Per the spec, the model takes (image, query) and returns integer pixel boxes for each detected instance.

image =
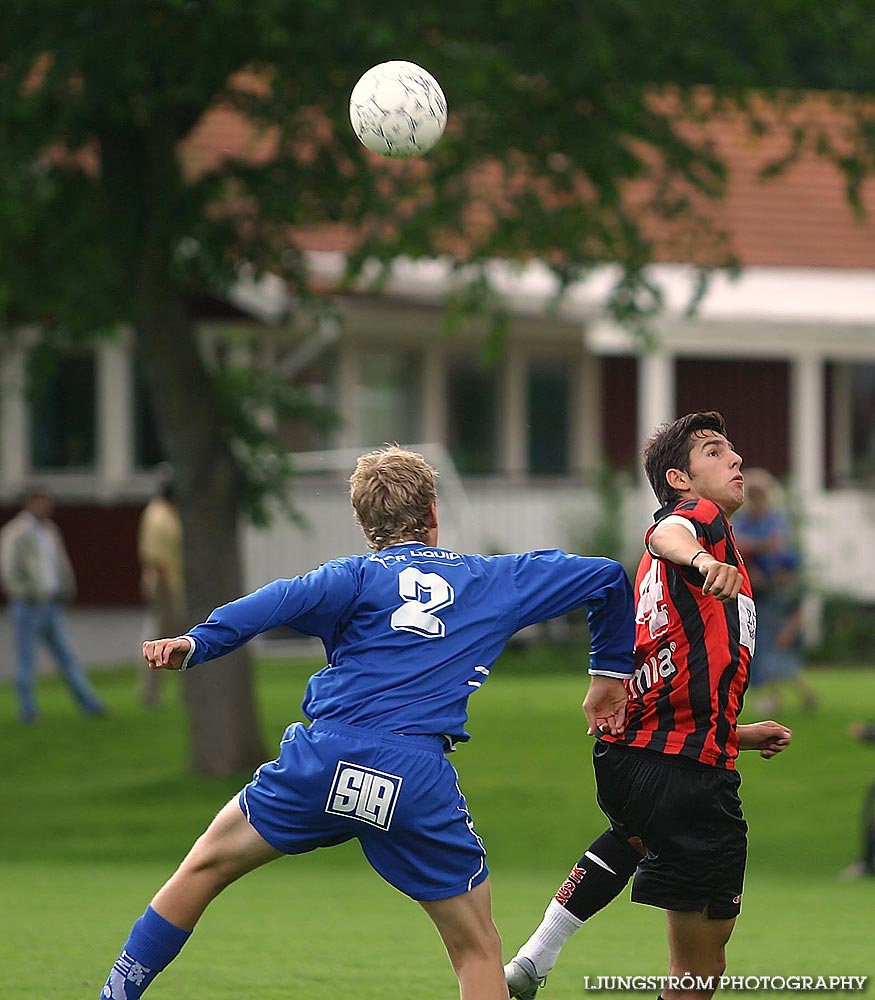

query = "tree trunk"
[136,257,267,776]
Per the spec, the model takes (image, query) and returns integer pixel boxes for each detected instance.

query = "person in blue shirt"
[732,469,817,714]
[99,445,634,1000]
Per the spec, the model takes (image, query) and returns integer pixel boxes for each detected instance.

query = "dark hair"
[643,411,728,506]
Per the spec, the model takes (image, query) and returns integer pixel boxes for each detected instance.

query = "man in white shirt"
[0,487,106,723]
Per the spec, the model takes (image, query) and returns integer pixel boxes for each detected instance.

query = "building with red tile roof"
[2,93,874,604]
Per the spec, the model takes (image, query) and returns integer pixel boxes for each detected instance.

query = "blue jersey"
[184,544,634,743]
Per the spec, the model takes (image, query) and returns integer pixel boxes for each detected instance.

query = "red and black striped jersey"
[602,497,754,769]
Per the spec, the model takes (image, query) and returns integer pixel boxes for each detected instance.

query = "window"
[274,347,339,454]
[132,359,165,469]
[30,354,96,469]
[357,349,421,447]
[447,357,499,475]
[527,358,570,475]
[850,363,875,482]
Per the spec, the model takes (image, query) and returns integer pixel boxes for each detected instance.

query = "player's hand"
[142,636,191,671]
[696,555,744,603]
[738,720,793,758]
[583,675,629,737]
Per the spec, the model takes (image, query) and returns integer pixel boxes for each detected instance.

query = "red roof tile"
[683,94,875,268]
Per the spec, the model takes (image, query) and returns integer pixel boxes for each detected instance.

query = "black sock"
[557,829,641,923]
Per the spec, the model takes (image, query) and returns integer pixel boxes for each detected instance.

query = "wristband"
[689,550,709,569]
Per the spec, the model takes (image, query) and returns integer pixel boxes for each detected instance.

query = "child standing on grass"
[98,445,635,1000]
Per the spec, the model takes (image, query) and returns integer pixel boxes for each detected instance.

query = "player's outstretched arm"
[583,675,628,737]
[649,522,743,603]
[143,636,193,671]
[738,720,793,758]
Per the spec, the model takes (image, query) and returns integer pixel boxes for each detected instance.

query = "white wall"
[244,477,875,602]
[803,490,875,600]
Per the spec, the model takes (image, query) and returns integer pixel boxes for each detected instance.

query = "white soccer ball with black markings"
[349,61,447,158]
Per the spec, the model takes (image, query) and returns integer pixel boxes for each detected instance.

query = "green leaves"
[212,345,339,526]
[1,0,874,514]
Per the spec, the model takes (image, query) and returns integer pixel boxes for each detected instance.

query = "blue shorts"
[239,719,489,901]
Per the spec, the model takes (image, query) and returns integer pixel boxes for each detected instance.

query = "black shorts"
[593,741,748,919]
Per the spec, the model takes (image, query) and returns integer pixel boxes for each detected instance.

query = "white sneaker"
[840,860,875,880]
[505,956,546,999]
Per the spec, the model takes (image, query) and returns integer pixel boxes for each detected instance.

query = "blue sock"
[100,906,191,999]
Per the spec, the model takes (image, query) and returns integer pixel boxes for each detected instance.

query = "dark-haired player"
[506,412,793,1000]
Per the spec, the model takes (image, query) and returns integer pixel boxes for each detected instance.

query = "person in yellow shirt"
[137,480,184,707]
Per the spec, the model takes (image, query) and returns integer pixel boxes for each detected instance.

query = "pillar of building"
[789,353,824,496]
[572,349,602,476]
[0,340,28,491]
[637,349,675,483]
[421,340,447,446]
[501,344,527,477]
[336,340,360,450]
[96,338,134,492]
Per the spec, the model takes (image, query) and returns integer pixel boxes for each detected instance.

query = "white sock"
[513,899,584,977]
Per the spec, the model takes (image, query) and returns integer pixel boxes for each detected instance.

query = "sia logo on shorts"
[325,761,403,830]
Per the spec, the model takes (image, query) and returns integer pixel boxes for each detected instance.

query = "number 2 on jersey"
[390,566,455,638]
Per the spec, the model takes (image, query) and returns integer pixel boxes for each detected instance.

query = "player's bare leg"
[99,798,281,998]
[664,909,736,1000]
[150,796,283,929]
[419,878,509,1000]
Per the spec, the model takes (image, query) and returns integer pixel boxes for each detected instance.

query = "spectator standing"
[0,487,106,723]
[732,469,817,714]
[137,479,185,707]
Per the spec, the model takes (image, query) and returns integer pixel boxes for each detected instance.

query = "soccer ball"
[349,61,447,159]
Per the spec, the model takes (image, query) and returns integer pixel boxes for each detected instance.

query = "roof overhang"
[306,250,875,360]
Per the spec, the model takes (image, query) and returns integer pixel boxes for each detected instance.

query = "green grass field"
[1,652,872,998]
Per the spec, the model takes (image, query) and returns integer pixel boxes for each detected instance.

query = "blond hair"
[742,467,784,508]
[349,445,438,551]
